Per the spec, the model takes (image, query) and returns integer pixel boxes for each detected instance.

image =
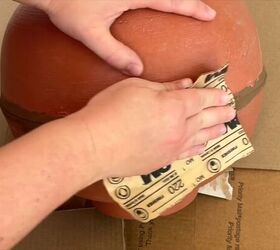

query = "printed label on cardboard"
[103,65,254,222]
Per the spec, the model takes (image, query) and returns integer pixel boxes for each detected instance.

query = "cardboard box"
[15,209,125,250]
[125,169,280,250]
[1,0,280,249]
[0,0,17,146]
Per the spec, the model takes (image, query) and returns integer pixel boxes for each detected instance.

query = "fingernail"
[220,125,227,135]
[180,79,193,88]
[221,93,231,105]
[123,63,142,76]
[206,5,216,18]
[228,108,236,120]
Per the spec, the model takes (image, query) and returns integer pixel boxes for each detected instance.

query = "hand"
[69,78,235,179]
[32,0,216,75]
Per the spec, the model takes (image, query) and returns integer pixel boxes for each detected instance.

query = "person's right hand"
[68,77,235,181]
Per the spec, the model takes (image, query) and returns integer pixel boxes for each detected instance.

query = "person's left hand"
[32,0,216,76]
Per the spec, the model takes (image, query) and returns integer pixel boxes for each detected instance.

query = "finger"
[172,88,231,117]
[81,26,143,76]
[142,78,193,91]
[130,0,216,21]
[185,124,227,147]
[186,106,236,132]
[164,78,193,90]
[162,78,193,91]
[177,144,206,160]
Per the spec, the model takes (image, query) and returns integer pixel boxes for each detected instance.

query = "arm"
[0,118,97,249]
[0,78,234,249]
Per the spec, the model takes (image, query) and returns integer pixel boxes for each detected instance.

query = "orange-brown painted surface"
[0,0,263,219]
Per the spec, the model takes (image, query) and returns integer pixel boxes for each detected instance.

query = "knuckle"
[163,116,184,142]
[157,96,187,146]
[167,132,185,150]
[187,136,197,148]
[170,0,196,13]
[170,0,183,11]
[189,89,205,110]
[163,113,180,132]
[207,128,218,140]
[216,106,233,123]
[201,88,221,104]
[160,94,185,117]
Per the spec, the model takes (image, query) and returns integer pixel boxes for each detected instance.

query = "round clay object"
[0,0,263,219]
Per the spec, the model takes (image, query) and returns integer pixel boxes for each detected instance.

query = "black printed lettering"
[141,165,171,185]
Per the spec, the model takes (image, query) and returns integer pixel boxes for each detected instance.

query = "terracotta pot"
[0,0,263,219]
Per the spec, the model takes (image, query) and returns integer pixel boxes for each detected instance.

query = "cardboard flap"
[124,169,280,250]
[15,209,125,250]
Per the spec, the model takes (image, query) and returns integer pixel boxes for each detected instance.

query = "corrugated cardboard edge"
[15,208,126,250]
[122,219,127,250]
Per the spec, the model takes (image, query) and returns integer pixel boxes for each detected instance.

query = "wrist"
[63,112,105,182]
[45,115,103,190]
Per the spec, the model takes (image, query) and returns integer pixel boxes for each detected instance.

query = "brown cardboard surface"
[125,169,280,250]
[234,0,280,170]
[0,1,17,46]
[14,209,125,250]
[0,0,17,146]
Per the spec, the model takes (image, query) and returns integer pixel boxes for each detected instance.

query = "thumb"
[130,0,216,21]
[81,26,143,76]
